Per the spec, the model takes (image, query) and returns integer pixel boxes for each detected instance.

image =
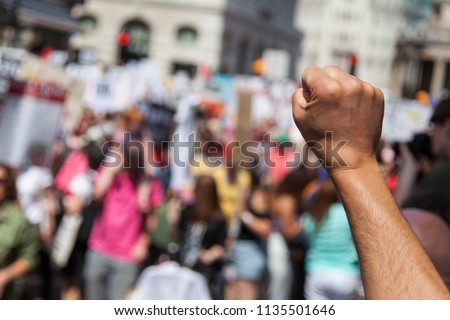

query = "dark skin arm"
[292,65,450,299]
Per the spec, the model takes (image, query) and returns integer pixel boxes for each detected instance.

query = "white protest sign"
[382,99,432,142]
[262,49,290,80]
[0,80,67,167]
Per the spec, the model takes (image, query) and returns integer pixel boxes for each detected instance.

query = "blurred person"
[53,109,97,196]
[403,208,450,290]
[266,189,293,300]
[225,178,272,300]
[17,145,58,244]
[267,135,297,186]
[51,109,96,176]
[115,108,146,142]
[121,108,159,200]
[127,259,211,300]
[170,94,201,192]
[190,122,223,178]
[400,98,450,225]
[271,165,315,299]
[292,65,449,299]
[137,95,176,175]
[211,146,252,225]
[16,145,58,299]
[174,175,227,299]
[66,109,96,151]
[51,141,104,300]
[0,163,39,299]
[84,144,163,300]
[115,108,154,177]
[377,140,398,194]
[250,120,271,179]
[298,177,361,300]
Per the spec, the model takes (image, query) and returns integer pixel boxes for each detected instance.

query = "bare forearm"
[206,245,224,262]
[93,168,117,200]
[242,213,271,239]
[331,160,449,299]
[4,259,32,280]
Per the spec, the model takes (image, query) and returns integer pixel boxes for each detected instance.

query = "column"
[431,59,446,99]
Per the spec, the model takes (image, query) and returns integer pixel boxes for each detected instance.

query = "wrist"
[330,158,391,202]
[328,157,380,180]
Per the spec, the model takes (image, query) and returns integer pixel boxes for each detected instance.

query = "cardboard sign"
[235,91,252,144]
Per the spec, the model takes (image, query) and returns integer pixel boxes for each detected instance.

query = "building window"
[119,20,150,63]
[222,32,233,56]
[418,60,434,92]
[79,16,97,33]
[177,27,198,44]
[237,37,249,74]
[255,42,265,59]
[172,62,197,78]
[443,63,450,90]
[433,2,441,18]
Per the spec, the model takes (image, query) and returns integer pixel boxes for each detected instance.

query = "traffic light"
[348,52,358,76]
[117,32,130,47]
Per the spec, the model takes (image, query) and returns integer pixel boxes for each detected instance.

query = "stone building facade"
[296,0,405,89]
[70,0,301,78]
[393,0,450,99]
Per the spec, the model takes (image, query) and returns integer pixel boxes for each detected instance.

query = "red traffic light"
[117,32,131,47]
[348,53,358,66]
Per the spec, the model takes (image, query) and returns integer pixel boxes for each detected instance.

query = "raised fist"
[292,66,384,171]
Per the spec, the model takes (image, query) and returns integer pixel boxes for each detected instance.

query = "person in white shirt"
[128,260,211,300]
[17,145,57,248]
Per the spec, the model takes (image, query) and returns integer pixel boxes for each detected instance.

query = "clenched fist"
[292,66,384,171]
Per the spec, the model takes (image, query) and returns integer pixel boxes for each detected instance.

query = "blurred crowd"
[0,86,449,300]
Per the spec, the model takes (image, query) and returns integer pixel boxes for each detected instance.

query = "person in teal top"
[299,176,361,300]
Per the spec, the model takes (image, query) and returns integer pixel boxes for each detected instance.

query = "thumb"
[301,80,312,103]
[292,87,309,111]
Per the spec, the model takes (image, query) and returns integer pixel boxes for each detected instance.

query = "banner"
[0,80,66,167]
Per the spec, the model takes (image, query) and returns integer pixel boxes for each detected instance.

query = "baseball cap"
[430,98,450,123]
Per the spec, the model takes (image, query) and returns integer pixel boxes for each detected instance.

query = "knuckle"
[324,80,342,97]
[323,65,340,73]
[303,65,316,76]
[302,66,312,81]
[346,78,364,94]
[362,83,377,99]
[374,87,385,103]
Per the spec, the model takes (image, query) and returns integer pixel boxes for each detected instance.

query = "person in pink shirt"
[267,135,297,186]
[84,145,163,300]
